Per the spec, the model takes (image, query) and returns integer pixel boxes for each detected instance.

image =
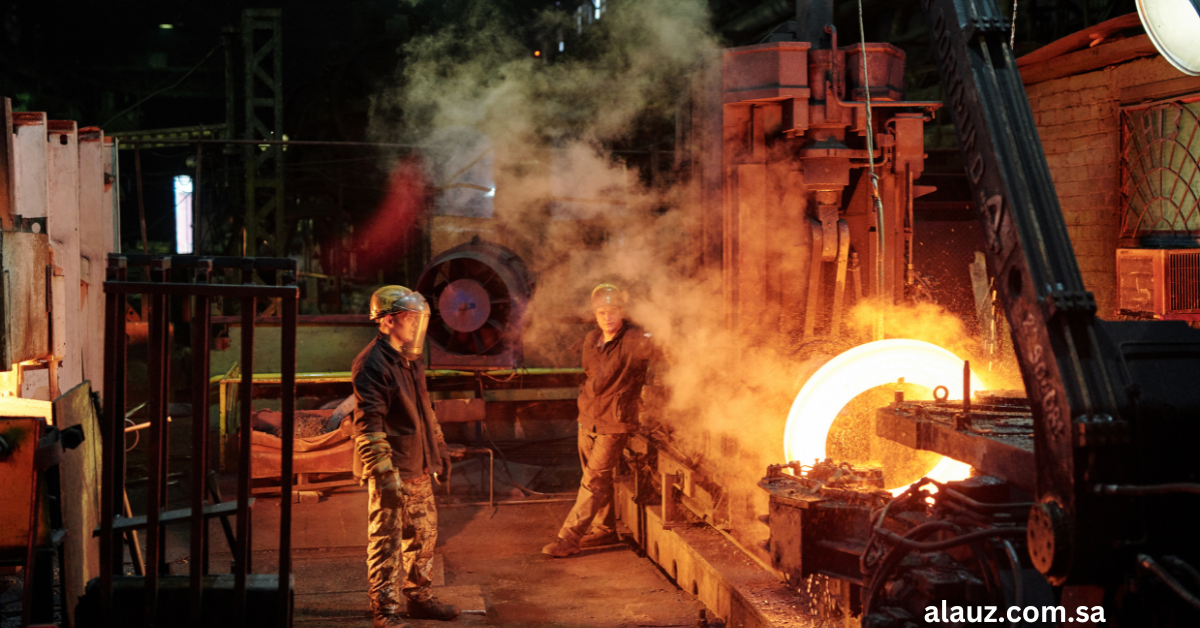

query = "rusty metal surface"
[250,437,352,480]
[96,254,298,628]
[53,381,103,626]
[0,416,48,555]
[875,398,1035,492]
[1,231,50,366]
[1115,248,1200,320]
[698,19,941,346]
[433,397,486,423]
[1,98,14,231]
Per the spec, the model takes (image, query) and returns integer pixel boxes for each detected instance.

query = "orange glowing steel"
[783,339,987,491]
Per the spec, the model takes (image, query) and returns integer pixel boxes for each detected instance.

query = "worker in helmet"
[543,283,660,558]
[353,285,458,627]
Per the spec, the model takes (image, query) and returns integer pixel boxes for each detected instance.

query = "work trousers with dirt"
[367,472,437,615]
[557,429,630,544]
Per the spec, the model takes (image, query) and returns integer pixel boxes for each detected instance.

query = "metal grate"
[1121,101,1200,237]
[1170,250,1200,311]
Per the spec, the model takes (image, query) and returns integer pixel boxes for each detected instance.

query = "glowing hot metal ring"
[783,339,988,490]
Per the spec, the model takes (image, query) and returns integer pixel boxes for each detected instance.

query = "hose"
[863,521,961,618]
[1001,539,1023,628]
[481,421,552,496]
[1096,483,1200,497]
[874,526,1027,552]
[1139,554,1200,612]
[1163,555,1200,591]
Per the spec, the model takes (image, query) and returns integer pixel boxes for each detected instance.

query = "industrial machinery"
[0,414,85,626]
[764,0,1200,623]
[618,0,1200,626]
[416,237,534,370]
[681,2,939,344]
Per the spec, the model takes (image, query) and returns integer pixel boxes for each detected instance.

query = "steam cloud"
[368,0,1015,553]
[369,0,801,539]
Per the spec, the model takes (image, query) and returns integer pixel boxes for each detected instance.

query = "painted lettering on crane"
[927,4,1006,254]
[1021,312,1066,438]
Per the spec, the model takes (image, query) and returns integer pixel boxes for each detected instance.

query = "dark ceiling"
[0,0,1140,260]
[1,0,1139,134]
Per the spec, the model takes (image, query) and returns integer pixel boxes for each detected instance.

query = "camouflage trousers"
[366,472,437,615]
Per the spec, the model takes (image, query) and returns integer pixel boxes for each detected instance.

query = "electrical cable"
[1000,539,1024,628]
[874,526,1027,552]
[1096,483,1200,496]
[863,520,961,618]
[1163,555,1200,592]
[480,421,552,496]
[1010,0,1019,48]
[1139,554,1200,612]
[938,483,1035,512]
[856,0,886,339]
[125,418,140,452]
[102,43,222,128]
[481,367,522,383]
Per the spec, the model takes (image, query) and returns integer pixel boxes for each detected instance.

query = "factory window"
[1120,99,1200,239]
[174,175,194,254]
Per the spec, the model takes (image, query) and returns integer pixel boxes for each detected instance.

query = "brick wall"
[1026,68,1121,317]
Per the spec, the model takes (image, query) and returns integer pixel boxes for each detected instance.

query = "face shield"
[394,292,431,361]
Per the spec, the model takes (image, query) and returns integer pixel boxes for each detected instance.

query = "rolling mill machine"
[614,0,1200,626]
[682,0,939,343]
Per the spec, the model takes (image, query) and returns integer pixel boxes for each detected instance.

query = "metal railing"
[98,254,299,628]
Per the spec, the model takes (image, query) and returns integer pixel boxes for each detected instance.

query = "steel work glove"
[356,432,406,508]
[355,432,395,478]
[437,441,454,484]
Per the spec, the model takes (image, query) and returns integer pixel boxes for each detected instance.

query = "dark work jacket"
[351,333,446,480]
[577,322,658,434]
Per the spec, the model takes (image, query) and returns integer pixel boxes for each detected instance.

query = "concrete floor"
[211,489,708,628]
[0,489,709,628]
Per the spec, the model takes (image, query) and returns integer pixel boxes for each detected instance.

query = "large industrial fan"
[416,237,534,369]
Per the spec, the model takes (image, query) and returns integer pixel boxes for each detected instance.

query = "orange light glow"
[892,458,974,496]
[783,339,985,492]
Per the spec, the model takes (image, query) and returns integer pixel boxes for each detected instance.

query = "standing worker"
[353,285,459,628]
[543,283,660,558]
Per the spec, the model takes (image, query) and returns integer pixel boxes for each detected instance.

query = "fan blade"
[479,272,502,290]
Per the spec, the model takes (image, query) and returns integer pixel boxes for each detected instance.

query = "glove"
[356,433,406,508]
[438,441,453,484]
[355,432,395,478]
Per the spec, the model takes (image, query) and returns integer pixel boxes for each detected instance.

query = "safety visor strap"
[383,304,427,318]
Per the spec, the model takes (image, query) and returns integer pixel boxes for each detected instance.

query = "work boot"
[541,536,581,558]
[373,613,412,628]
[407,596,460,621]
[580,529,619,548]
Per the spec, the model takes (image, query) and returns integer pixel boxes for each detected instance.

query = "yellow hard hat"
[369,285,413,321]
[591,283,627,309]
